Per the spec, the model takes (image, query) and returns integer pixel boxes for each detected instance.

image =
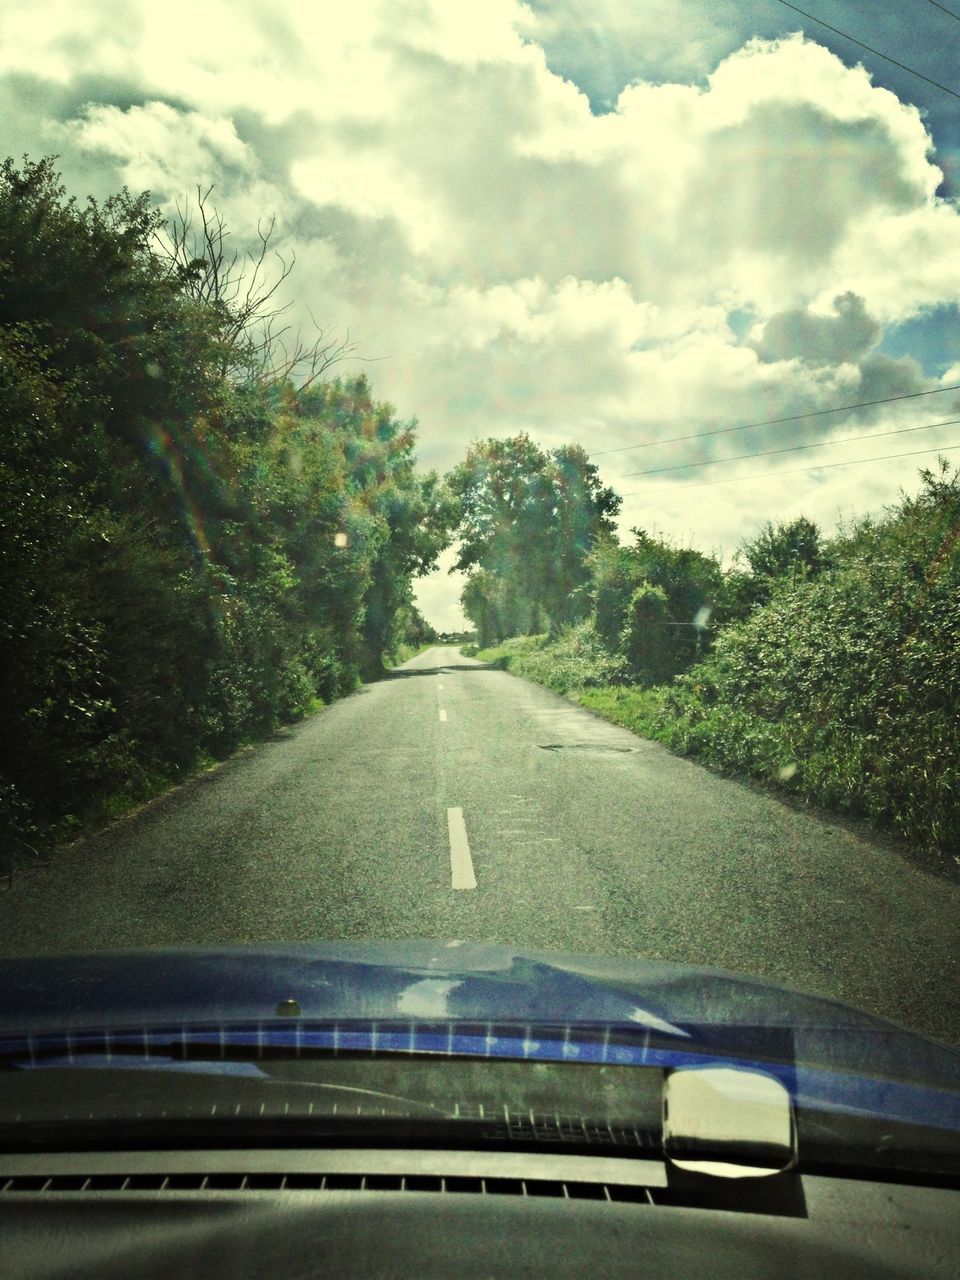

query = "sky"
[2,0,960,629]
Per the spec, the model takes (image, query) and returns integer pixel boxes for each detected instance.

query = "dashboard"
[2,1143,957,1278]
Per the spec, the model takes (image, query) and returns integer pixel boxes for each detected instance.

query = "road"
[1,646,957,1045]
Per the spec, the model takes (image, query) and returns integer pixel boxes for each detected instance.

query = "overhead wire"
[616,416,960,479]
[618,441,960,499]
[927,1,960,22]
[773,0,960,100]
[590,8,960,469]
[592,384,960,457]
[604,5,960,498]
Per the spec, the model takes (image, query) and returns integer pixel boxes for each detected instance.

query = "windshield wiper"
[0,1017,788,1075]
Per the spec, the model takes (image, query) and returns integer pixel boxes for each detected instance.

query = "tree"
[588,527,722,677]
[739,516,825,585]
[0,158,451,851]
[297,374,453,674]
[156,184,356,388]
[0,156,225,830]
[448,435,620,640]
[460,570,510,649]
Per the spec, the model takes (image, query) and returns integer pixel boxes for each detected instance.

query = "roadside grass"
[383,641,437,668]
[465,627,625,693]
[570,684,668,738]
[39,750,225,857]
[465,633,549,664]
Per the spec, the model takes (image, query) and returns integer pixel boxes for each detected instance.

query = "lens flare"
[142,421,213,558]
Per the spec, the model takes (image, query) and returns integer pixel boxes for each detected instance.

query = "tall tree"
[739,516,824,582]
[448,435,620,639]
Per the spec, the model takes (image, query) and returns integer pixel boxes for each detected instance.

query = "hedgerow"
[647,464,960,850]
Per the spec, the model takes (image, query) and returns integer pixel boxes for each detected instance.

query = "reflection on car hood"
[0,938,906,1028]
[0,940,956,1081]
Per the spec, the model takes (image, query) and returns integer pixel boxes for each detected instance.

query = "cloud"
[753,292,881,367]
[61,102,255,193]
[4,2,960,624]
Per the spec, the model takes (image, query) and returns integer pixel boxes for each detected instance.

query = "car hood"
[1,941,958,1147]
[0,939,955,1075]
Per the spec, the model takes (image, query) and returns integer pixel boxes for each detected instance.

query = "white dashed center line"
[439,709,448,722]
[447,807,477,890]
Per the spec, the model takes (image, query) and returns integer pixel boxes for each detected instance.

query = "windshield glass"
[0,0,958,1166]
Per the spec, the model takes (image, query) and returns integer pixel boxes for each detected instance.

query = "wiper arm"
[0,1017,774,1074]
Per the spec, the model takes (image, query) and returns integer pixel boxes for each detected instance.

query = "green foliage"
[471,633,549,663]
[0,158,450,848]
[734,516,826,609]
[448,434,620,641]
[588,528,721,680]
[644,463,960,852]
[619,582,677,685]
[476,622,626,694]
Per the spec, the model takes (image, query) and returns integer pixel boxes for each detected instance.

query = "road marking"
[447,807,477,890]
[439,709,448,722]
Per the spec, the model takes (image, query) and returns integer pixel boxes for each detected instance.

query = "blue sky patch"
[877,306,960,378]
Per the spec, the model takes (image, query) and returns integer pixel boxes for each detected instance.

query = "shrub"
[500,622,627,694]
[646,464,960,852]
[619,582,676,685]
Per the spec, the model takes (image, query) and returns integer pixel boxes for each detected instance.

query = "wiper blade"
[0,1018,742,1073]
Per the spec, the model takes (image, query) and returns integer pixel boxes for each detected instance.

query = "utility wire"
[617,416,960,479]
[928,1,960,23]
[619,441,960,499]
[773,1,960,100]
[592,383,960,457]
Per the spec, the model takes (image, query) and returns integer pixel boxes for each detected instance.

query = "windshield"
[0,0,958,1167]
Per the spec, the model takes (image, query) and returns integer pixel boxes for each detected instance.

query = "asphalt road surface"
[1,646,957,1045]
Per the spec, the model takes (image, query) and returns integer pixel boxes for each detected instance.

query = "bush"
[619,582,676,685]
[645,464,960,852]
[490,622,627,694]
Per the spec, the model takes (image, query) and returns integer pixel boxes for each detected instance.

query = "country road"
[1,646,957,1046]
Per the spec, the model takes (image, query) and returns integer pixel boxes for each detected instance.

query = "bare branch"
[155,184,359,389]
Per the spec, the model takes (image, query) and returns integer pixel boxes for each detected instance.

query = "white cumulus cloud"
[3,1,960,625]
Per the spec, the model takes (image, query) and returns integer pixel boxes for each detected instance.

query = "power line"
[619,441,960,499]
[592,383,960,457]
[617,416,960,479]
[774,1,960,101]
[928,1,960,23]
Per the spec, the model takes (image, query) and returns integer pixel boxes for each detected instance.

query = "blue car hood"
[1,941,959,1143]
[0,940,956,1082]
[0,938,916,1030]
